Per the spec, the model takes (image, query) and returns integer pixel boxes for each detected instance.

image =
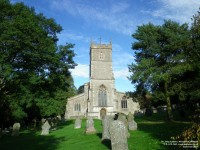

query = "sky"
[11,0,200,92]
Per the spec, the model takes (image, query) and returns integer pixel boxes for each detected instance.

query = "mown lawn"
[0,114,192,150]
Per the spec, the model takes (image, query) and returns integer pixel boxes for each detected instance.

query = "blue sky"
[12,0,200,92]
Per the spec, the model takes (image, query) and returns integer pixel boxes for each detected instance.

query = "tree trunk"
[164,81,173,121]
[166,96,173,121]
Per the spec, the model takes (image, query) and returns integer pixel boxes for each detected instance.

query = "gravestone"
[117,113,128,127]
[3,128,9,133]
[85,117,96,134]
[118,113,130,137]
[102,115,113,141]
[74,118,82,129]
[41,118,46,124]
[57,115,61,120]
[152,107,158,113]
[128,120,137,131]
[127,112,133,122]
[12,123,20,136]
[109,120,129,150]
[41,121,51,135]
[127,112,137,131]
[50,118,57,130]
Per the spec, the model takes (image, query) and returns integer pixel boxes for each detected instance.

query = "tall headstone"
[127,112,137,131]
[102,115,113,141]
[74,118,82,129]
[85,117,96,134]
[118,113,128,127]
[12,123,20,136]
[109,120,129,150]
[118,113,130,137]
[41,121,51,135]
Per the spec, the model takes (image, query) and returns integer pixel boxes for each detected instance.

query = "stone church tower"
[88,42,115,117]
[65,41,140,119]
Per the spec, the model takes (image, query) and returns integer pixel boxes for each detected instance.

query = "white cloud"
[51,0,136,35]
[112,43,123,52]
[70,64,89,78]
[149,0,200,24]
[111,2,129,14]
[58,32,90,44]
[113,68,130,79]
[113,52,134,68]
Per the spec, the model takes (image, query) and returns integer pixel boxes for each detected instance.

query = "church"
[65,41,140,119]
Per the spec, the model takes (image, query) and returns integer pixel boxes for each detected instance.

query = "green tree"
[0,0,76,125]
[187,9,200,103]
[129,20,191,121]
[77,85,84,94]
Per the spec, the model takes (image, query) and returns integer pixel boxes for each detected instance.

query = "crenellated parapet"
[90,41,112,49]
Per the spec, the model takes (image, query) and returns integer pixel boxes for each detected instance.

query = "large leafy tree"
[129,20,191,121]
[0,0,76,125]
[187,10,200,103]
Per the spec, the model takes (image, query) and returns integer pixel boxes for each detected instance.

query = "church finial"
[90,38,94,46]
[99,37,101,45]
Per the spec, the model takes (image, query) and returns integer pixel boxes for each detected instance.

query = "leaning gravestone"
[85,117,96,134]
[74,118,82,129]
[109,120,129,150]
[41,121,51,135]
[12,123,20,136]
[102,115,113,141]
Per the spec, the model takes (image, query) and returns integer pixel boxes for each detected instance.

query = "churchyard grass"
[0,113,192,150]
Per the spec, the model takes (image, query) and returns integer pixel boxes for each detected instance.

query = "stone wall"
[66,93,87,119]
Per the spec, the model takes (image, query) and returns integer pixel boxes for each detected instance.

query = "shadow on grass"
[0,130,67,150]
[0,120,74,150]
[56,120,74,130]
[137,121,191,150]
[96,133,111,150]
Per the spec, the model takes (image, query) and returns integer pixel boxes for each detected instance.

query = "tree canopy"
[0,0,77,126]
[129,11,200,120]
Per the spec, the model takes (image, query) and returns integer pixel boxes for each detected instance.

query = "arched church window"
[98,85,107,106]
[121,96,127,109]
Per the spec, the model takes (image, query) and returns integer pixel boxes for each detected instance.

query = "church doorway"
[100,108,106,119]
